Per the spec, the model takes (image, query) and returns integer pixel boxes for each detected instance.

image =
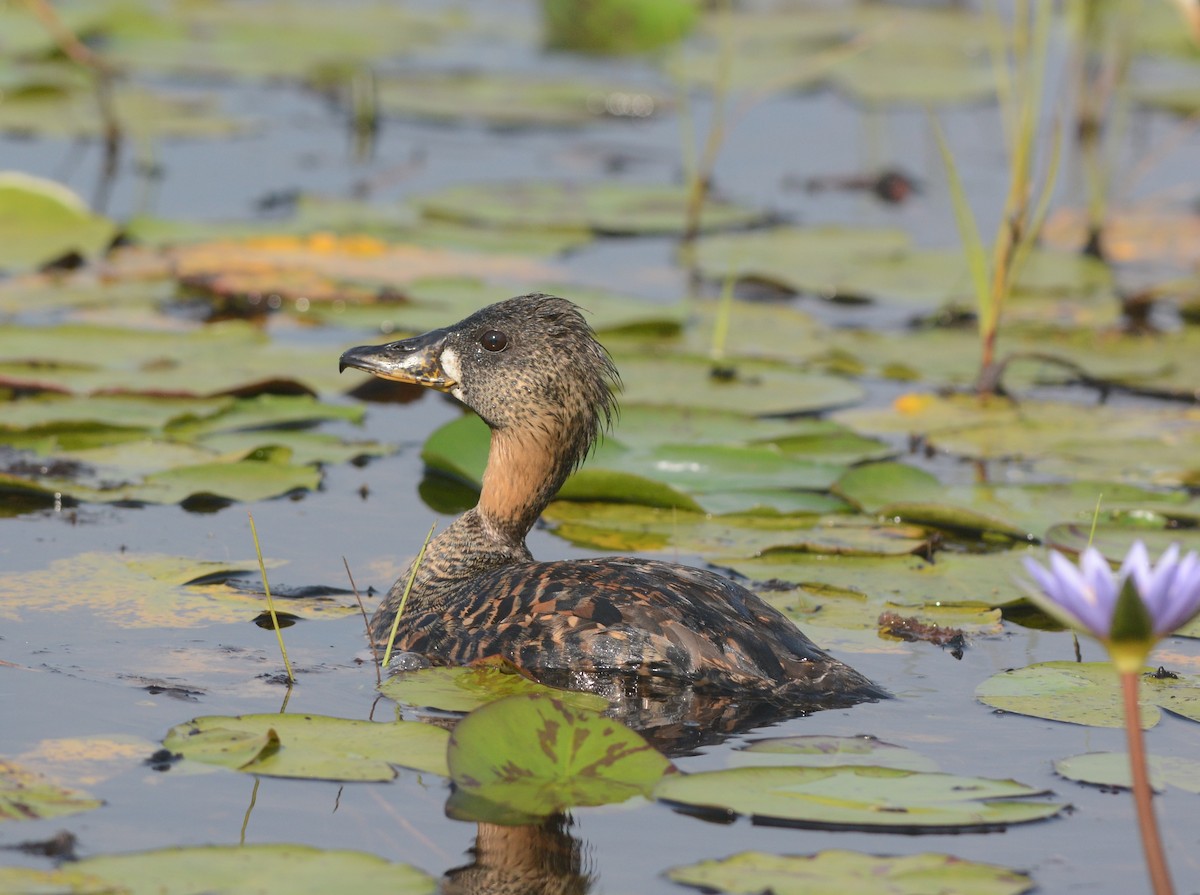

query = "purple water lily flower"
[1023,541,1200,649]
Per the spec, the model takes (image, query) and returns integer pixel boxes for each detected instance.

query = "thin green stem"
[248,512,295,684]
[1120,671,1174,895]
[381,521,437,669]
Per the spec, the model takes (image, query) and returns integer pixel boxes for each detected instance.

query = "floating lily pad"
[667,850,1034,895]
[74,844,436,895]
[163,713,449,780]
[421,413,852,513]
[105,3,455,81]
[0,866,119,895]
[336,277,685,338]
[835,460,1188,541]
[543,0,696,53]
[0,87,252,141]
[730,735,939,772]
[0,320,348,397]
[544,502,931,558]
[0,758,103,822]
[654,765,1063,832]
[976,662,1200,728]
[1054,751,1200,794]
[446,694,670,821]
[618,356,865,416]
[376,73,666,126]
[380,662,609,714]
[0,172,116,271]
[1044,516,1200,566]
[0,552,357,628]
[418,181,768,235]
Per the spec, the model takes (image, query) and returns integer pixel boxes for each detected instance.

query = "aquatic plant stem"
[1121,670,1174,895]
[381,521,437,669]
[248,512,295,684]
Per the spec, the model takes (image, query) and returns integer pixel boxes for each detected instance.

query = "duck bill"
[339,329,457,392]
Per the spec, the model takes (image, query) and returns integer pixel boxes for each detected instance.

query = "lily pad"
[0,758,102,822]
[544,502,931,558]
[418,181,768,235]
[376,72,666,126]
[667,850,1034,895]
[730,735,939,772]
[380,662,609,714]
[163,713,450,780]
[1054,752,1200,794]
[335,276,685,338]
[421,413,851,513]
[0,552,357,628]
[446,694,671,821]
[976,662,1200,728]
[724,551,1035,610]
[653,765,1063,832]
[617,357,865,416]
[74,844,436,895]
[1044,516,1200,565]
[0,172,116,271]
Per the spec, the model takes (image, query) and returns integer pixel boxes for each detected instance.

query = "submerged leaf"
[380,663,609,714]
[0,552,357,628]
[0,758,102,822]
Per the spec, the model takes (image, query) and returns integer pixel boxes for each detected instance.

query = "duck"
[339,293,884,704]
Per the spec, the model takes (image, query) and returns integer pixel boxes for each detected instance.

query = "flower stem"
[1121,671,1174,895]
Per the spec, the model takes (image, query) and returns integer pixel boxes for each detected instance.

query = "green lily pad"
[376,73,666,126]
[544,502,931,558]
[0,321,346,398]
[1044,516,1200,565]
[0,866,120,894]
[543,0,696,53]
[0,394,233,436]
[0,551,356,628]
[380,663,609,714]
[163,713,449,780]
[336,277,685,338]
[0,172,116,270]
[653,765,1063,832]
[446,694,671,821]
[693,546,1039,609]
[418,181,768,235]
[0,87,252,141]
[730,735,939,772]
[618,356,864,416]
[835,461,1186,541]
[105,3,454,81]
[421,413,851,513]
[1054,752,1200,794]
[74,844,436,895]
[667,850,1034,895]
[0,758,102,822]
[976,662,1200,728]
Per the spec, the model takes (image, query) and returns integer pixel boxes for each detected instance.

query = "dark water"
[4,7,1200,893]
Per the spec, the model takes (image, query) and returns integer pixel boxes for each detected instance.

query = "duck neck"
[477,421,578,544]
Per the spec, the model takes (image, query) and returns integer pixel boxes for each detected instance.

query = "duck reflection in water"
[443,815,591,895]
[340,294,885,715]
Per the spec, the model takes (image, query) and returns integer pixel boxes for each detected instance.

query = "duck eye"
[481,330,508,352]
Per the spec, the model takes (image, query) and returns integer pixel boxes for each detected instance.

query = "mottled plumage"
[340,294,884,706]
